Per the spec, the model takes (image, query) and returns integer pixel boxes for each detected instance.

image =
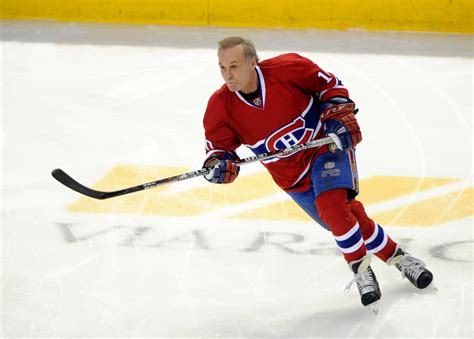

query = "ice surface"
[1,20,473,338]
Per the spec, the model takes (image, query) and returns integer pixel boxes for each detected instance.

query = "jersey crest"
[248,97,321,162]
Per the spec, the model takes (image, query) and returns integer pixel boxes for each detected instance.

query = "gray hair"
[218,37,259,63]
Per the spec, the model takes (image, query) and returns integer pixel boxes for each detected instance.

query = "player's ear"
[252,56,257,67]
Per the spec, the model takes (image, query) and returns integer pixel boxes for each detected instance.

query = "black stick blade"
[51,168,109,200]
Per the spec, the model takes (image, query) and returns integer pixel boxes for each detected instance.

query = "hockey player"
[202,37,433,309]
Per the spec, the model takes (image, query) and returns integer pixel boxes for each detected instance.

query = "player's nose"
[222,70,232,80]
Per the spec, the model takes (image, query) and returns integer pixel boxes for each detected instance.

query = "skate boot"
[346,256,381,308]
[388,247,433,289]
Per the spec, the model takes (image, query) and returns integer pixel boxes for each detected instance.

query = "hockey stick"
[52,134,341,200]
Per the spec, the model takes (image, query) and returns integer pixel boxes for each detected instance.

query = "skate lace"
[345,270,376,294]
[397,255,426,280]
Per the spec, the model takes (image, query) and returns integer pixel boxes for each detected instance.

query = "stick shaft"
[52,135,337,199]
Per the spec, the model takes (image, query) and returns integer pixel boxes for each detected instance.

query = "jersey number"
[318,71,332,83]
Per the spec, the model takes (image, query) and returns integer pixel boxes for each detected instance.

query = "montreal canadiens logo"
[252,97,262,106]
[265,116,314,153]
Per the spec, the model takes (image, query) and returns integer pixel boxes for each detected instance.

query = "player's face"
[218,45,257,93]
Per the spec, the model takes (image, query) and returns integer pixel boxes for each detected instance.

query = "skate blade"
[428,283,439,292]
[366,301,380,315]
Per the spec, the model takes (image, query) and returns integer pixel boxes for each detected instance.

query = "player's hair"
[218,37,259,63]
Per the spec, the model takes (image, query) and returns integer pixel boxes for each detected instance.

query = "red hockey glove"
[320,97,362,151]
[203,151,240,184]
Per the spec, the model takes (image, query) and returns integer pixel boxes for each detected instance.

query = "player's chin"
[226,83,238,92]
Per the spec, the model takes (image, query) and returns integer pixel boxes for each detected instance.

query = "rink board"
[1,0,472,33]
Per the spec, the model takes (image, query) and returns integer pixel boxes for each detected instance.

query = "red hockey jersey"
[203,53,349,191]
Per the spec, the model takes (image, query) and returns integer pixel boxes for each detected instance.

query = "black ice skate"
[388,247,433,289]
[346,256,381,311]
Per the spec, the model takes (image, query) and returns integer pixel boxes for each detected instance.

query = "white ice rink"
[1,20,473,338]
